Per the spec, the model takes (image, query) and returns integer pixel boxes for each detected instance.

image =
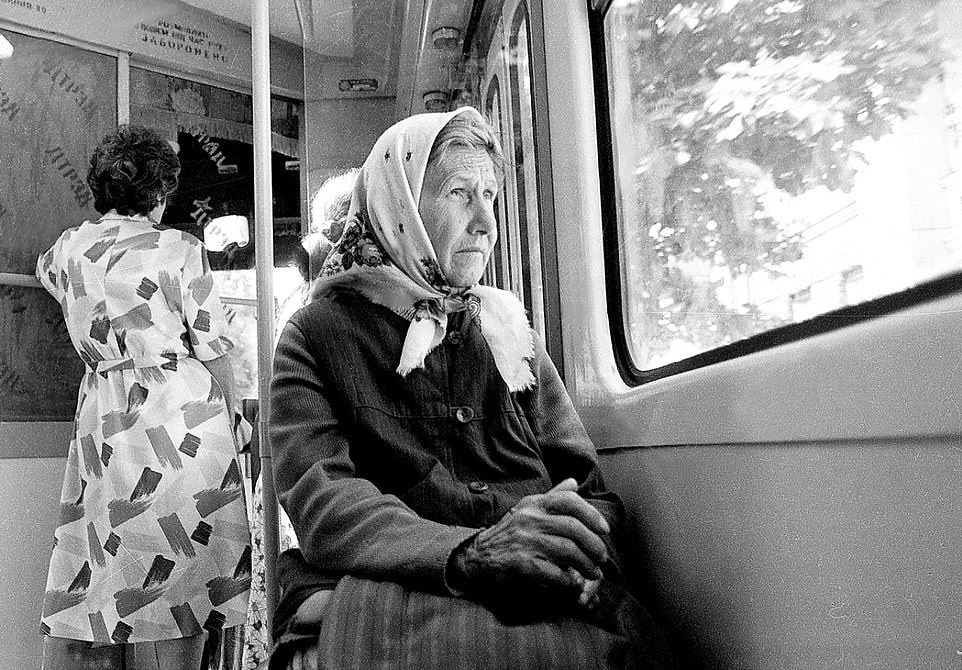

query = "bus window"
[477,0,550,343]
[601,0,962,372]
[507,2,547,342]
[0,28,116,420]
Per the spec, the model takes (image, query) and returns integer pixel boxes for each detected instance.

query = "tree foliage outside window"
[606,0,952,367]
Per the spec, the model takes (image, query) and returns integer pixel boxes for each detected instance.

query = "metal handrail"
[0,273,260,310]
[251,0,279,642]
[0,272,42,288]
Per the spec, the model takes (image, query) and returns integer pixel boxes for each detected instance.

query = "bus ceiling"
[175,0,480,120]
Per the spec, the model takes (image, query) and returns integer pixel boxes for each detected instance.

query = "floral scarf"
[312,107,535,392]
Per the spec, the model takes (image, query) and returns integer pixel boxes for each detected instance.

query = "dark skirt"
[272,576,675,670]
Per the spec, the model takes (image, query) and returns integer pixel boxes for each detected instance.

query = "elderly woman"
[36,125,251,669]
[269,108,674,669]
[306,167,361,268]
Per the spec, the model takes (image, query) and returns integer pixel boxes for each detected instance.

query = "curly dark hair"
[87,124,180,216]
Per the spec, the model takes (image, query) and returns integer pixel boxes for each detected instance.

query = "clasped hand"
[450,478,610,614]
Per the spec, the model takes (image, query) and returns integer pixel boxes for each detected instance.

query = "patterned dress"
[36,213,251,645]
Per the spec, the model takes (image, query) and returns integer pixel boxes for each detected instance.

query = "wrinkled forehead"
[363,107,487,202]
[423,146,498,193]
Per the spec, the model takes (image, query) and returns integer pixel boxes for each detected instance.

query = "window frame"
[473,0,563,373]
[521,0,563,374]
[506,1,548,344]
[587,2,962,386]
[483,72,510,289]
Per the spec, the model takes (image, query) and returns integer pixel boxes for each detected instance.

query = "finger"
[578,577,602,607]
[524,555,583,594]
[510,498,608,563]
[533,532,604,580]
[538,491,610,535]
[547,477,579,494]
[537,513,609,566]
[566,566,586,590]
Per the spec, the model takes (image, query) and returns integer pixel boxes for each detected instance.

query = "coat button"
[447,331,464,345]
[468,480,489,494]
[454,406,474,423]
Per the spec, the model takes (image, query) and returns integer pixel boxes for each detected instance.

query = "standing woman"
[36,125,251,669]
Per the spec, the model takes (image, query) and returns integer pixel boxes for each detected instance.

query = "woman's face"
[418,146,499,288]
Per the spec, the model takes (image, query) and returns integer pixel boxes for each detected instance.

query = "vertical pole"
[251,0,278,642]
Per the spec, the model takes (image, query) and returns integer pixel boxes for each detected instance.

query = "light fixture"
[431,27,461,51]
[204,215,249,251]
[423,91,449,112]
[0,34,13,60]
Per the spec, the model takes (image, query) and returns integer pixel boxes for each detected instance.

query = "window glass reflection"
[606,0,962,369]
[0,29,116,420]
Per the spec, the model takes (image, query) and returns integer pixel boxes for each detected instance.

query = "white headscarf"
[312,107,535,392]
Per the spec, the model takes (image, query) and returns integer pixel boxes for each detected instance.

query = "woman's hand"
[449,478,610,614]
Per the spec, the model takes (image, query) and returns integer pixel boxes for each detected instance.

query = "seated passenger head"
[310,167,360,245]
[87,124,180,218]
[419,112,503,287]
[305,168,360,279]
[318,107,504,290]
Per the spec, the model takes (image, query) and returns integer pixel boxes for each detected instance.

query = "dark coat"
[269,287,626,630]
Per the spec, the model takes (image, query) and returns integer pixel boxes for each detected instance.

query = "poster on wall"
[0,30,116,420]
[0,0,302,92]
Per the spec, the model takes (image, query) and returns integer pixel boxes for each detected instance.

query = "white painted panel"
[0,458,66,670]
[589,290,962,448]
[600,440,962,669]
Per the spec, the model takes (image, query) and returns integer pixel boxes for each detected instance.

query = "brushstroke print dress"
[36,213,251,645]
